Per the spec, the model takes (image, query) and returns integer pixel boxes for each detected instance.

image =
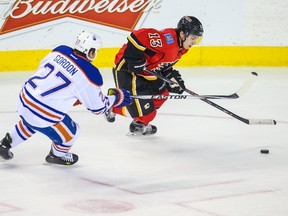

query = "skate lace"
[142,124,152,133]
[61,153,74,162]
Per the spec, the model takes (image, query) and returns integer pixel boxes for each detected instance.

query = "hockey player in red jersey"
[0,31,132,165]
[104,16,203,135]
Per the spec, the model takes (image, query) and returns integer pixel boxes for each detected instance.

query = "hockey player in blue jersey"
[0,31,132,165]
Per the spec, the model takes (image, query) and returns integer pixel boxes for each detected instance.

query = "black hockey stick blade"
[199,97,277,125]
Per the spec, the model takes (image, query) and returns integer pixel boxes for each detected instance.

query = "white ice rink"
[0,67,287,216]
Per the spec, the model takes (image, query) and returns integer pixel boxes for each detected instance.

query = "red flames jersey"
[114,28,188,80]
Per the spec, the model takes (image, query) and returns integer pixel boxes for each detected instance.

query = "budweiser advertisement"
[0,0,162,35]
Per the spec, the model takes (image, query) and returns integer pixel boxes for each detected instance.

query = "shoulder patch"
[164,33,174,45]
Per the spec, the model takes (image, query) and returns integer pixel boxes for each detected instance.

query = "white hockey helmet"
[74,31,102,61]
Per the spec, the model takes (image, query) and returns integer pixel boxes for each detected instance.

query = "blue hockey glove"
[108,88,133,108]
[162,69,186,94]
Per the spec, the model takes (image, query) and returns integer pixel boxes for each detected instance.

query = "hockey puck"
[260,149,269,154]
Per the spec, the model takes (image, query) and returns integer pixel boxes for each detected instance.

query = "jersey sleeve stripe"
[128,35,146,51]
[87,106,107,114]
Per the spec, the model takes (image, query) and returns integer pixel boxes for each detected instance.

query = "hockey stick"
[132,71,256,100]
[132,72,257,99]
[143,71,257,99]
[144,69,276,125]
[131,94,227,99]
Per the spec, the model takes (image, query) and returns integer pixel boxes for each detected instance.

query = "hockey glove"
[108,88,133,108]
[162,69,186,94]
[126,58,146,73]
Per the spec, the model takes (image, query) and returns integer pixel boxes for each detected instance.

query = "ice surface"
[0,67,287,216]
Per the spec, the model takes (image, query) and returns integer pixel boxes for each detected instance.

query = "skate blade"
[42,162,78,167]
[126,132,155,136]
[127,131,141,136]
[0,154,13,161]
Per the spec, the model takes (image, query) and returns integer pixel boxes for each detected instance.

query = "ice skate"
[104,107,116,123]
[0,133,14,160]
[128,120,157,136]
[45,150,78,165]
